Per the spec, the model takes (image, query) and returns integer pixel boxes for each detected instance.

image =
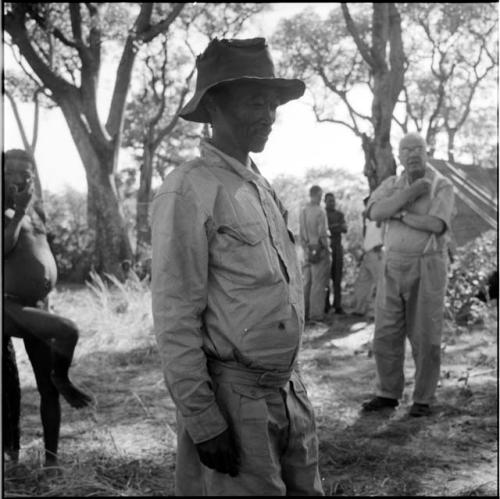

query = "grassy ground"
[3,280,498,496]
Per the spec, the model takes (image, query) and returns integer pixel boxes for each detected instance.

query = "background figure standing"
[362,132,455,417]
[351,197,384,317]
[324,193,347,314]
[300,185,331,323]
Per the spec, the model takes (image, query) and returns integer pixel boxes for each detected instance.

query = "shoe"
[350,311,365,317]
[335,308,346,315]
[408,403,431,417]
[362,396,398,412]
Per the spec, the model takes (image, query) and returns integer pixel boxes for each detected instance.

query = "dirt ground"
[3,288,498,497]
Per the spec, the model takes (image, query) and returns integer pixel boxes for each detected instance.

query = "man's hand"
[11,180,34,214]
[196,427,240,477]
[406,178,431,203]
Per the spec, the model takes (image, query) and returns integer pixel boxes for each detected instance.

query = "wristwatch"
[395,210,407,221]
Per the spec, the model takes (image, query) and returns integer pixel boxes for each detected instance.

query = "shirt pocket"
[212,221,270,283]
[231,384,271,459]
[240,317,299,370]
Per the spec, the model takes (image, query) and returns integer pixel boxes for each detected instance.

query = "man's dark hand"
[12,181,34,214]
[195,427,240,477]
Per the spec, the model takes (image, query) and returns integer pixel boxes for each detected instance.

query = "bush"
[43,188,95,282]
[445,230,497,325]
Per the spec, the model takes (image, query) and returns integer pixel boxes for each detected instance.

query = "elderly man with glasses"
[361,132,455,418]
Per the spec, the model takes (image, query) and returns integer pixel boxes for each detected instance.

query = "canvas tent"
[427,159,498,247]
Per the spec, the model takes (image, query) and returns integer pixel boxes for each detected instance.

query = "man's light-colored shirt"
[367,167,454,254]
[299,203,329,249]
[151,139,304,445]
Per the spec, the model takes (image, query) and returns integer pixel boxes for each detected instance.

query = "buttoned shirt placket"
[202,142,294,300]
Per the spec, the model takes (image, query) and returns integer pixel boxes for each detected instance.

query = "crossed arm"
[368,178,445,235]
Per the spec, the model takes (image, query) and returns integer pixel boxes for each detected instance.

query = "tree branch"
[139,3,185,43]
[5,7,76,96]
[341,2,375,69]
[312,102,362,137]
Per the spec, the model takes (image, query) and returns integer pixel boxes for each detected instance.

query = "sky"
[3,3,365,193]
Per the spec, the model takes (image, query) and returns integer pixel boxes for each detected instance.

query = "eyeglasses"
[401,145,425,155]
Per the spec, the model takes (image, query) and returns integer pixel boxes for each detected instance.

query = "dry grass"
[4,280,498,497]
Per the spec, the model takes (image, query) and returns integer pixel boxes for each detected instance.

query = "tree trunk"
[136,144,153,261]
[426,128,438,158]
[59,98,133,277]
[447,129,456,162]
[342,3,404,191]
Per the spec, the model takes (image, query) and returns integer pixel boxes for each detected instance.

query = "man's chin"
[249,139,268,153]
[407,164,425,180]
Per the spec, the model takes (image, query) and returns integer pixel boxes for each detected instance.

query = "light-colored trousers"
[303,254,331,321]
[352,249,384,315]
[373,250,448,405]
[175,371,324,496]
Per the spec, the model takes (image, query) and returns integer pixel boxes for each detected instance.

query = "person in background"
[361,132,455,417]
[300,185,331,323]
[324,192,347,314]
[3,149,92,465]
[151,37,323,496]
[350,196,384,318]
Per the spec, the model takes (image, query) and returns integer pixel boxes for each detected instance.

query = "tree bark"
[58,97,133,276]
[447,129,456,162]
[136,144,154,261]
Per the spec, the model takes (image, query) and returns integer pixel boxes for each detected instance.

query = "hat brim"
[179,77,306,123]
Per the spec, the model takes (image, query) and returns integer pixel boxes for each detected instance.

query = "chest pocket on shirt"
[213,221,269,283]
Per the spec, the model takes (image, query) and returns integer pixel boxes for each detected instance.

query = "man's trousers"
[373,250,448,404]
[330,246,343,310]
[174,370,324,496]
[303,254,331,321]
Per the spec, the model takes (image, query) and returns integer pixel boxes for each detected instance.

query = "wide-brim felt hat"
[179,37,306,123]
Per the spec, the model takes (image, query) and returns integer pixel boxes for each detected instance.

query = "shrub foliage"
[445,230,497,324]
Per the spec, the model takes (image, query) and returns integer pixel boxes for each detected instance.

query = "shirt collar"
[200,139,262,181]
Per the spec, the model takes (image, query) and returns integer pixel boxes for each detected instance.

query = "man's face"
[399,134,427,181]
[214,81,280,153]
[4,158,33,205]
[325,195,335,210]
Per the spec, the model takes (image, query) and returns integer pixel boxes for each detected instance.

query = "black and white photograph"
[3,2,498,496]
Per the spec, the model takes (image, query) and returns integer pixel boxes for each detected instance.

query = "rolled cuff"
[182,400,228,444]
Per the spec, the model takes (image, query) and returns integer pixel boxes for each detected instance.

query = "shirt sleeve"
[428,179,455,232]
[366,176,398,220]
[151,187,228,444]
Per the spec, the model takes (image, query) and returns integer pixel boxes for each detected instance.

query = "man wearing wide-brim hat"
[151,38,324,496]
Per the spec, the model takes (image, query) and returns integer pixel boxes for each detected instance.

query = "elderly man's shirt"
[151,139,304,444]
[367,167,454,254]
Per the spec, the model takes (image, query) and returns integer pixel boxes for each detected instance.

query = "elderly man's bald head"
[399,132,426,151]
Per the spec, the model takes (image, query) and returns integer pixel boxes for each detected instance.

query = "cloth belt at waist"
[207,358,293,388]
[385,248,445,258]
